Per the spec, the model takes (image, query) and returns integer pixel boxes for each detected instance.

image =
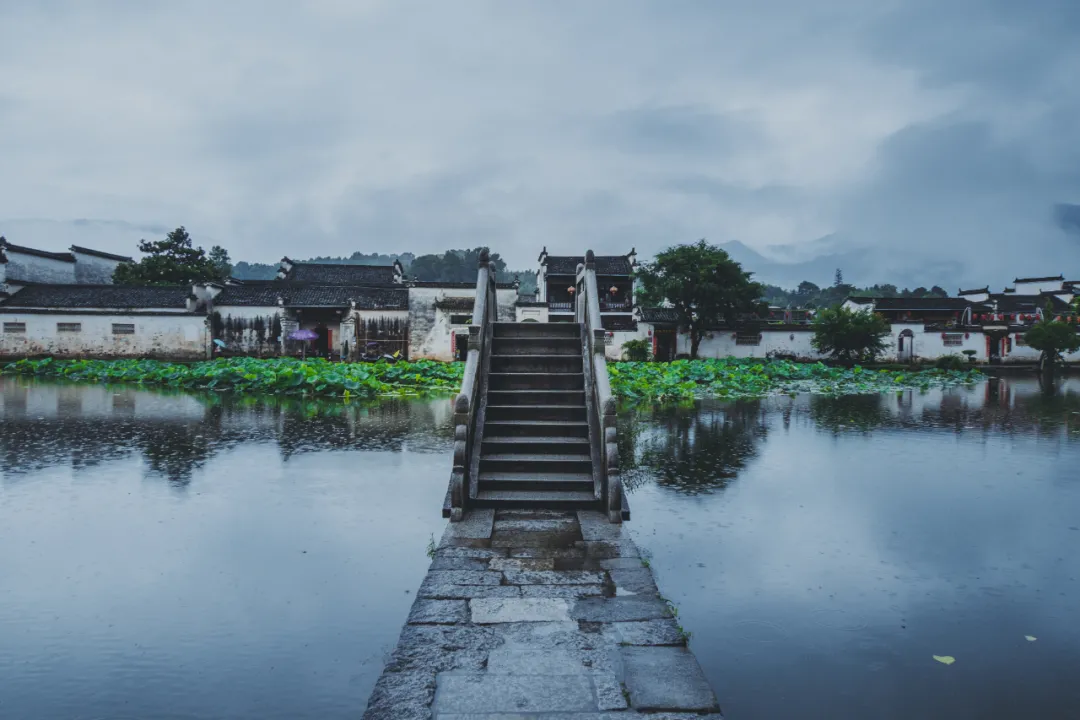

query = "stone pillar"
[339,316,356,361]
[280,315,299,355]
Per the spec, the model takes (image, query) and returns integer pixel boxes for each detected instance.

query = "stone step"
[491,354,584,374]
[477,471,594,493]
[491,336,582,356]
[486,404,586,423]
[482,436,591,455]
[486,389,586,406]
[484,420,589,438]
[480,455,593,476]
[474,489,598,507]
[488,373,584,391]
[493,322,582,339]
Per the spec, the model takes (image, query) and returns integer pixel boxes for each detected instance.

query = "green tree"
[208,245,233,279]
[635,239,765,359]
[811,305,891,364]
[1023,306,1080,374]
[113,227,229,286]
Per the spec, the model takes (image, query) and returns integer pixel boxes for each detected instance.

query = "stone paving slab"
[408,599,470,625]
[621,646,721,712]
[471,598,572,624]
[434,673,597,713]
[607,568,660,596]
[436,713,713,719]
[439,508,496,546]
[363,509,722,719]
[418,581,522,600]
[519,584,607,599]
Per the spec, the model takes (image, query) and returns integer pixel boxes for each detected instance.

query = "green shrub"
[935,354,967,371]
[621,339,651,362]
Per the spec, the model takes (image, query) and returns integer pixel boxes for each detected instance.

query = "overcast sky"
[1,1,1077,282]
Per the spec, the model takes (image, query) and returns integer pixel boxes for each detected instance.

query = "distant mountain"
[718,239,968,292]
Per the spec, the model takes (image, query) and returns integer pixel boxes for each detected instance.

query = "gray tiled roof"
[284,262,397,285]
[0,239,75,263]
[602,315,638,331]
[544,255,633,276]
[215,284,407,310]
[0,284,190,309]
[639,307,680,323]
[70,245,134,262]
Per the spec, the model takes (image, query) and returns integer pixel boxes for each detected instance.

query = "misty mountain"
[719,239,967,293]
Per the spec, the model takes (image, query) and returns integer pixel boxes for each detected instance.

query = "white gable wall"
[2,250,76,285]
[1,312,208,360]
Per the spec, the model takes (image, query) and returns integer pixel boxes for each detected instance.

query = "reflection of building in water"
[0,378,454,484]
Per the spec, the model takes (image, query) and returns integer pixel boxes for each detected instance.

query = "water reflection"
[0,377,454,720]
[622,400,767,494]
[624,376,1080,720]
[0,377,455,484]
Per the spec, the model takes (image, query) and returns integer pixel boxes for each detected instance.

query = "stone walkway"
[362,509,722,719]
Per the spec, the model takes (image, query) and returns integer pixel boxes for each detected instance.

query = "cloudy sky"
[1,1,1077,285]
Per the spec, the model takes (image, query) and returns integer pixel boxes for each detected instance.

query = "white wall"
[408,286,517,361]
[1014,280,1065,295]
[0,312,208,360]
[1,250,77,285]
[71,251,124,284]
[211,305,283,355]
[684,328,826,360]
[516,305,549,323]
[875,323,986,363]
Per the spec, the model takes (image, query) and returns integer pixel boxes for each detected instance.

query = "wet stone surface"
[361,510,721,719]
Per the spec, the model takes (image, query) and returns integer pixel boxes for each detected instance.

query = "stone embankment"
[363,509,722,719]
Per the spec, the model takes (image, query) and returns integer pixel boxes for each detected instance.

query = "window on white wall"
[57,322,82,333]
[3,322,26,333]
[943,333,963,346]
[112,323,136,335]
[1015,334,1028,346]
[735,332,762,346]
[449,314,472,325]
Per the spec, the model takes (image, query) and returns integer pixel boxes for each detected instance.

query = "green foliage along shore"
[609,358,982,402]
[1,357,464,399]
[3,356,981,403]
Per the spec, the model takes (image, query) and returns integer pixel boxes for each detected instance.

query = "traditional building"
[1,253,516,362]
[0,237,131,295]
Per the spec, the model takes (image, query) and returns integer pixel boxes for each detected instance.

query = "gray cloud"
[0,1,1076,285]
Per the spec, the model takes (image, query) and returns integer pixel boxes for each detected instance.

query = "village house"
[1,247,517,362]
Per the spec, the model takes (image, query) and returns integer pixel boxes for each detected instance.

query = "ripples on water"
[2,376,1079,719]
[622,377,1080,719]
[0,378,454,720]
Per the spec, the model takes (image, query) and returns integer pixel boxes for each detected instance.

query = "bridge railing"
[576,250,627,523]
[445,249,497,521]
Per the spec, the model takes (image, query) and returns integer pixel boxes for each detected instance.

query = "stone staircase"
[475,322,600,510]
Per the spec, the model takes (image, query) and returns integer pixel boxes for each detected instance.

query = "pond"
[1,376,1078,718]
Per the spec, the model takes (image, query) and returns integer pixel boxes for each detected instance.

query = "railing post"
[580,249,624,523]
[447,249,494,521]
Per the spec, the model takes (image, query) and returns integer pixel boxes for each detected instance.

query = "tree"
[635,239,765,359]
[1023,304,1080,376]
[208,245,233,279]
[833,268,844,287]
[811,305,891,364]
[113,227,229,286]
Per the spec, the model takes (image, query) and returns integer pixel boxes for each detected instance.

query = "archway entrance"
[897,329,915,362]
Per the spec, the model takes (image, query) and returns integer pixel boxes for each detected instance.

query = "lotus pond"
[1,376,1078,719]
[2,356,981,402]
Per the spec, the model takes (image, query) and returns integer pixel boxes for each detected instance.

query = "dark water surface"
[2,376,1079,719]
[624,377,1080,719]
[0,379,453,720]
